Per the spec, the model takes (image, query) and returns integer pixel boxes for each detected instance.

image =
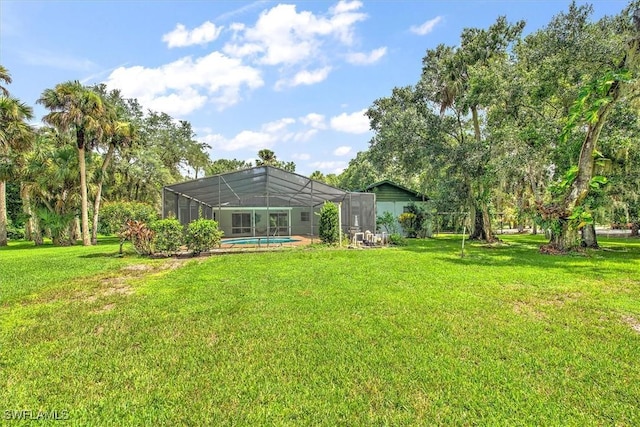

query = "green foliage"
[99,201,158,235]
[398,212,417,237]
[37,209,75,246]
[549,166,579,197]
[561,70,633,143]
[6,218,25,240]
[123,219,154,255]
[398,202,433,238]
[589,175,608,190]
[151,217,184,254]
[567,206,594,230]
[388,232,407,246]
[376,211,398,234]
[318,201,339,245]
[185,218,223,254]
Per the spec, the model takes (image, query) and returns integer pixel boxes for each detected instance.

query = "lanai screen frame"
[162,166,376,237]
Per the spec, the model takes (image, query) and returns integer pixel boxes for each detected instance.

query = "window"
[269,212,289,235]
[232,213,251,234]
[300,211,310,222]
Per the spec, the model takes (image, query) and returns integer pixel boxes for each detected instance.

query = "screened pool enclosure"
[162,166,376,238]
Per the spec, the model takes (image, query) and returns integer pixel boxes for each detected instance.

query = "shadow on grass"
[78,252,123,258]
[395,234,640,276]
[0,236,122,252]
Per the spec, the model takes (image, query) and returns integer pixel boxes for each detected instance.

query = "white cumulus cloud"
[162,21,223,48]
[292,153,311,160]
[333,146,352,156]
[410,16,443,36]
[330,0,363,14]
[223,1,367,67]
[300,113,327,129]
[309,160,348,174]
[262,117,295,133]
[346,47,387,65]
[202,130,277,152]
[330,109,370,134]
[104,51,263,115]
[276,67,332,90]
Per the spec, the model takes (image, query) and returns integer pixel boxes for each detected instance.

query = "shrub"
[398,202,434,238]
[398,212,417,237]
[376,211,399,234]
[151,217,184,254]
[99,201,158,235]
[186,218,223,254]
[319,201,339,245]
[6,218,25,240]
[37,209,75,246]
[389,233,407,246]
[123,220,154,255]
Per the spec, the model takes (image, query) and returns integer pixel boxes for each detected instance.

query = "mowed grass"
[1,235,640,425]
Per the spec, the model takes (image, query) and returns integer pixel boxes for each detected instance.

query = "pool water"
[222,237,301,245]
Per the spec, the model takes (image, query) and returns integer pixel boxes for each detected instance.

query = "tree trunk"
[469,203,495,241]
[73,216,82,245]
[21,184,32,241]
[581,224,599,248]
[0,180,7,246]
[91,145,115,245]
[78,143,91,246]
[544,220,579,253]
[547,84,618,252]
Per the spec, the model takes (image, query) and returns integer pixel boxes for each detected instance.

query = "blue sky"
[0,0,628,176]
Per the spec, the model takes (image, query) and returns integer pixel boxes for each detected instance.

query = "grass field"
[1,235,639,425]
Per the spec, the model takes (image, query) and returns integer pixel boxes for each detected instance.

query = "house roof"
[163,166,352,208]
[363,180,428,201]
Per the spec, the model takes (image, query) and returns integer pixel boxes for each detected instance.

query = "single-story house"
[363,180,430,232]
[162,166,376,238]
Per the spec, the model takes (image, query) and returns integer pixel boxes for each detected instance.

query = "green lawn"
[1,235,639,425]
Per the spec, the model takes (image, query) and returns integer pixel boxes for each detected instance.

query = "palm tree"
[0,94,35,246]
[0,65,12,96]
[256,149,277,166]
[91,90,135,244]
[25,128,82,245]
[38,81,104,246]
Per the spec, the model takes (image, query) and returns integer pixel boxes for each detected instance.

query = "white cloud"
[224,2,367,66]
[346,47,387,65]
[200,115,307,152]
[330,109,370,134]
[309,160,348,174]
[333,146,352,156]
[300,113,327,129]
[330,0,363,14]
[105,51,263,115]
[292,153,311,160]
[262,118,295,133]
[203,130,277,152]
[410,16,443,36]
[162,21,223,48]
[275,67,332,90]
[293,129,318,142]
[294,67,332,86]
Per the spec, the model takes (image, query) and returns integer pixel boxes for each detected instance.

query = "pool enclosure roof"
[163,166,350,208]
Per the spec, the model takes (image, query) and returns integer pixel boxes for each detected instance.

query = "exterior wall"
[372,183,424,203]
[163,186,376,239]
[376,201,430,235]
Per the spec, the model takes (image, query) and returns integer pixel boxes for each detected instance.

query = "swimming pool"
[222,237,301,245]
